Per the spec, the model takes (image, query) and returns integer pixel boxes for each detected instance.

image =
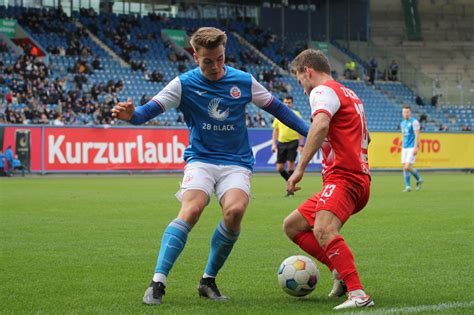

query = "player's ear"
[304,66,311,77]
[193,53,199,64]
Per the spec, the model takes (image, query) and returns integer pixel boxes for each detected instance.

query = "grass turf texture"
[1,173,473,314]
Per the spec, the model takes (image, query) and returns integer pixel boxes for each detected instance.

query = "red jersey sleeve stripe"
[151,99,166,112]
[262,96,274,108]
[311,109,332,120]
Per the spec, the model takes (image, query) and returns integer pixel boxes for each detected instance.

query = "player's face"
[402,108,411,120]
[194,45,226,81]
[283,98,293,107]
[296,70,314,96]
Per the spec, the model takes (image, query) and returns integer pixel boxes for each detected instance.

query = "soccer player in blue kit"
[400,106,423,192]
[111,27,309,305]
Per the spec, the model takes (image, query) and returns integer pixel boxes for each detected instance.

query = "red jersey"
[309,80,370,180]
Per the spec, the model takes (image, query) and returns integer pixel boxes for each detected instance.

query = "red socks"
[294,232,334,271]
[324,235,363,291]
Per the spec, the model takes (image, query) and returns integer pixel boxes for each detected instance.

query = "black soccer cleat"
[143,281,165,305]
[197,277,229,301]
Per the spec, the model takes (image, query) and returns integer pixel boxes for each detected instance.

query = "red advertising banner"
[1,126,42,171]
[44,127,189,171]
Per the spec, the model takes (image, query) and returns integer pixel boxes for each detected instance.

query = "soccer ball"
[277,255,320,297]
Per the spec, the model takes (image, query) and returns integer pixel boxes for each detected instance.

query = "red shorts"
[297,173,370,226]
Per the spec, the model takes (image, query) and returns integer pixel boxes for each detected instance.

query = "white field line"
[345,300,474,314]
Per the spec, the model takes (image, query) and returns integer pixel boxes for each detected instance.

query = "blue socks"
[204,220,240,277]
[403,170,411,187]
[154,219,191,276]
[411,169,421,182]
[404,169,422,187]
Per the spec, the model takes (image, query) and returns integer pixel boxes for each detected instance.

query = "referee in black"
[271,96,305,196]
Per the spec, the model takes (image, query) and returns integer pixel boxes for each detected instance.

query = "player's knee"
[179,205,204,224]
[224,204,245,224]
[282,216,296,239]
[276,164,285,172]
[313,225,338,248]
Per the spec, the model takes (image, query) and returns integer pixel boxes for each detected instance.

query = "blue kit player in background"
[400,106,423,192]
[111,27,309,305]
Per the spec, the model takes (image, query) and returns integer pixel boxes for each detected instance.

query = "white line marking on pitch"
[345,301,474,314]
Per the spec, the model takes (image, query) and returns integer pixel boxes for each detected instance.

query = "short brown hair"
[291,49,331,75]
[190,27,227,52]
[403,106,411,110]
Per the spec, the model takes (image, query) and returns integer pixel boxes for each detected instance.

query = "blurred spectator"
[150,71,164,82]
[140,94,149,105]
[53,113,65,126]
[388,60,399,81]
[461,124,471,132]
[439,123,448,131]
[369,56,378,85]
[92,57,102,70]
[344,60,355,80]
[415,95,424,106]
[431,94,442,111]
[245,112,253,128]
[419,113,428,124]
[253,113,267,127]
[178,63,187,73]
[419,113,428,130]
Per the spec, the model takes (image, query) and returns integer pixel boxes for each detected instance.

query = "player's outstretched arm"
[250,76,308,136]
[111,99,135,121]
[111,98,164,125]
[287,113,330,193]
[262,98,309,137]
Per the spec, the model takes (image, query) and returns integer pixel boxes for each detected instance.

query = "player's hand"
[111,98,135,121]
[271,144,277,152]
[413,147,419,155]
[297,145,304,153]
[287,169,303,194]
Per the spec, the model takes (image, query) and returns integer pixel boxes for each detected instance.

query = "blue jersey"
[400,118,420,148]
[151,66,276,170]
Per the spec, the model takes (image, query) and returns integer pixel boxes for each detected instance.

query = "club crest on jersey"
[230,86,241,99]
[208,98,230,121]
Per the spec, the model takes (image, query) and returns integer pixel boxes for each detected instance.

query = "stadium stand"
[0,3,472,132]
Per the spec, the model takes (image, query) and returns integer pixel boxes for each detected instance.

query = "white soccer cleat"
[333,293,375,310]
[328,270,347,298]
[416,179,423,191]
[403,186,411,192]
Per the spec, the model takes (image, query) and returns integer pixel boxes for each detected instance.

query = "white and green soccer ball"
[277,255,320,297]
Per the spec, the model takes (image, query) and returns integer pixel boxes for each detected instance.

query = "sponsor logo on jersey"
[195,90,207,96]
[208,98,230,121]
[230,86,241,99]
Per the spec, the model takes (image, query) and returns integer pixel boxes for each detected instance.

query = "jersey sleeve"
[150,77,182,111]
[250,75,273,108]
[309,85,341,119]
[412,120,420,131]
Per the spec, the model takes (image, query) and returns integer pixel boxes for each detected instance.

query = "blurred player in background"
[400,106,423,192]
[112,27,308,305]
[282,49,374,310]
[271,96,305,196]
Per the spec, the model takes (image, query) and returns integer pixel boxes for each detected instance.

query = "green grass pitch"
[1,173,473,314]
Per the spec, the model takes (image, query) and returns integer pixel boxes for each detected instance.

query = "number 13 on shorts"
[321,184,337,198]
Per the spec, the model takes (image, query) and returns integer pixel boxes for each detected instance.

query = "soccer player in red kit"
[283,49,374,310]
